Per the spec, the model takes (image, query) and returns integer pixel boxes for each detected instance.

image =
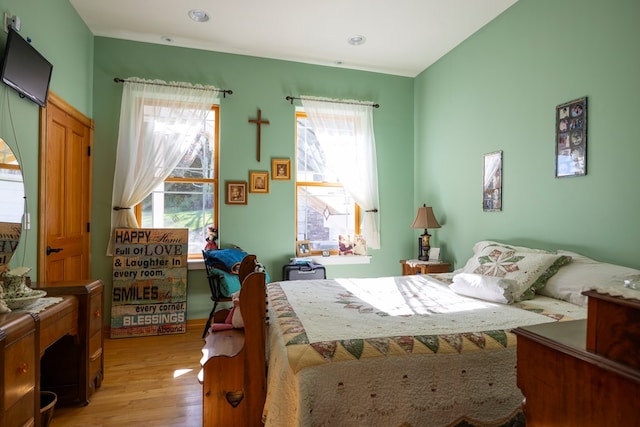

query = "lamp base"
[418,231,431,261]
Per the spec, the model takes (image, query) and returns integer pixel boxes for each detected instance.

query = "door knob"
[46,246,63,255]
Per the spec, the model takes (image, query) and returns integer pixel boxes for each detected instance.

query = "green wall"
[0,0,93,274]
[0,0,416,323]
[4,0,638,324]
[414,0,640,270]
[92,38,415,320]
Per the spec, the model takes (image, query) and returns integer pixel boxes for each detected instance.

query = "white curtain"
[301,97,381,249]
[107,78,219,254]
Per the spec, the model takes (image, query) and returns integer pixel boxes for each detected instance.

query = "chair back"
[202,250,231,302]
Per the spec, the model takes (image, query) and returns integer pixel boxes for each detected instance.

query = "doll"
[204,225,218,250]
[210,291,243,331]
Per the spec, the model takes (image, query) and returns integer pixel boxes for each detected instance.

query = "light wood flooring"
[51,321,206,427]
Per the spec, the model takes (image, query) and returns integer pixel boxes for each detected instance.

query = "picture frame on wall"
[225,181,247,205]
[249,171,269,193]
[555,97,587,177]
[483,150,502,212]
[272,158,291,180]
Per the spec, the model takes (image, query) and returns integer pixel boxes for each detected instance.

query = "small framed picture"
[225,181,247,205]
[272,158,291,180]
[555,97,587,178]
[483,151,502,212]
[249,171,269,193]
[295,240,311,257]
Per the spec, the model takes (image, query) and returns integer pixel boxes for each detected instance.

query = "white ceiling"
[70,0,517,77]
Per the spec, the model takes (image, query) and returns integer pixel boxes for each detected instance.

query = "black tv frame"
[0,28,53,107]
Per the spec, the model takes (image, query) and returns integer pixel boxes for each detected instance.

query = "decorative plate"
[5,289,47,310]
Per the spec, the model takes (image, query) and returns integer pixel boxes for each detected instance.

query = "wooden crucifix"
[248,109,270,161]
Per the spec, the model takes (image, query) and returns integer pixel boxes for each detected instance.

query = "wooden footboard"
[201,271,267,427]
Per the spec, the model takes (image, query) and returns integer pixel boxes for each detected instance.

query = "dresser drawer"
[4,388,34,427]
[89,290,103,336]
[400,260,451,275]
[37,296,78,353]
[4,331,36,410]
[88,329,104,396]
[89,329,103,363]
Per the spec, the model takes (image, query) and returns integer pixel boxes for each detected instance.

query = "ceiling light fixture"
[188,9,210,23]
[347,35,366,46]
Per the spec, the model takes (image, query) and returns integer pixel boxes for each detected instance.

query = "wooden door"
[38,92,93,281]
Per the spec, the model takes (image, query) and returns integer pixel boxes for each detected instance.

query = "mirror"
[0,137,24,267]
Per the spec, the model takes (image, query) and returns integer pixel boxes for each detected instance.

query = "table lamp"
[410,204,441,261]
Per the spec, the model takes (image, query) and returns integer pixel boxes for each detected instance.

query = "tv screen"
[1,28,53,107]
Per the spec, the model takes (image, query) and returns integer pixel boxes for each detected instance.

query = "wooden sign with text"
[110,228,188,338]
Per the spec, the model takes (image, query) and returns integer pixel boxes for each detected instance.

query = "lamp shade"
[411,205,441,229]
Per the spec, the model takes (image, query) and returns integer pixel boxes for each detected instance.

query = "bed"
[262,241,640,427]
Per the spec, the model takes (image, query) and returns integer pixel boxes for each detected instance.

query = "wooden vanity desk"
[1,279,104,427]
[34,280,105,406]
[1,295,78,427]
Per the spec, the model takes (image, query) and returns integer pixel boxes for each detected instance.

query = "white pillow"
[450,273,518,304]
[539,250,640,306]
[461,243,571,301]
[472,240,552,255]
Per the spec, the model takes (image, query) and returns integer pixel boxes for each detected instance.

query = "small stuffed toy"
[204,225,218,251]
[230,291,244,329]
[210,291,243,331]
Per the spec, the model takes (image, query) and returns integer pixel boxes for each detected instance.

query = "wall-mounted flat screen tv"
[1,28,53,107]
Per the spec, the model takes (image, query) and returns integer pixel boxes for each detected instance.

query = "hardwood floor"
[51,321,205,427]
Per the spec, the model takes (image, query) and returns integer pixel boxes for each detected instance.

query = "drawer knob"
[94,310,101,318]
[18,362,29,374]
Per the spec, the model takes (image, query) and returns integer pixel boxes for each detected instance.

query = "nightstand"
[400,259,451,275]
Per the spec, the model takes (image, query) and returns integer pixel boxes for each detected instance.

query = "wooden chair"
[202,251,233,338]
[200,270,267,427]
[202,253,259,338]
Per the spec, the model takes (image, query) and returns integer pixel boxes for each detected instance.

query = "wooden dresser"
[0,279,104,426]
[513,291,640,427]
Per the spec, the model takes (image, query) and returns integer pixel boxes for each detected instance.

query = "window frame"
[295,111,360,245]
[135,104,220,259]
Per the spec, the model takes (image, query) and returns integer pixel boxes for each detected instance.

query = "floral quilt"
[263,275,586,427]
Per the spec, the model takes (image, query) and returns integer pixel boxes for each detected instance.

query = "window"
[137,105,219,257]
[296,111,359,252]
